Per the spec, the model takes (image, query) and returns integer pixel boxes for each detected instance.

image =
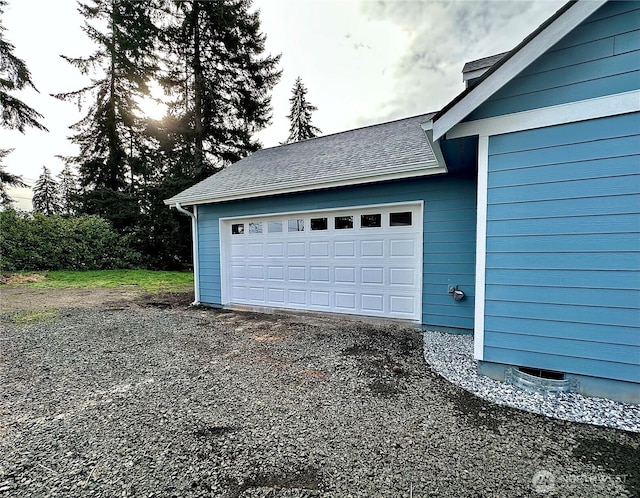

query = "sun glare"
[137,82,168,121]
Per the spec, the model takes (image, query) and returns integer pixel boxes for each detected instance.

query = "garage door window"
[288,219,305,232]
[311,217,328,231]
[390,212,412,226]
[232,223,244,234]
[248,222,263,234]
[335,216,353,229]
[268,221,282,233]
[361,214,381,228]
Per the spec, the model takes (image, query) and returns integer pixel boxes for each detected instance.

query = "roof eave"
[164,161,445,207]
[432,0,607,141]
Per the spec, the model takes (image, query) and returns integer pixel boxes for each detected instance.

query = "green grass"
[12,308,59,326]
[8,270,194,293]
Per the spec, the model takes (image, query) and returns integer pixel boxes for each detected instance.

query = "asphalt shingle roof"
[165,113,439,206]
[462,52,509,74]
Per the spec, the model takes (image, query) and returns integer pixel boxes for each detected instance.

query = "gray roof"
[165,113,441,206]
[462,52,509,74]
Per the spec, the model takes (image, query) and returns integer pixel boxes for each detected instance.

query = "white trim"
[432,0,607,141]
[462,67,489,82]
[447,90,640,139]
[420,122,448,174]
[219,216,227,306]
[473,135,489,361]
[192,205,201,304]
[218,200,424,223]
[165,164,446,207]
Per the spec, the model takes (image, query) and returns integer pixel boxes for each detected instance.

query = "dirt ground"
[0,285,194,313]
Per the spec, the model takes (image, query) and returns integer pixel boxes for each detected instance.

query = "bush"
[0,209,142,271]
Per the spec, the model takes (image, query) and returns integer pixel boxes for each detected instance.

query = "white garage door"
[220,203,423,321]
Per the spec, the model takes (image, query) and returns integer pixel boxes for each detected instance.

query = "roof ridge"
[259,111,437,153]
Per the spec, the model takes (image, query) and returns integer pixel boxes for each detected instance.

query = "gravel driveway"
[1,295,638,497]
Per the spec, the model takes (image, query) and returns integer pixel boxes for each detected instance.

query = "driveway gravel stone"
[1,302,638,497]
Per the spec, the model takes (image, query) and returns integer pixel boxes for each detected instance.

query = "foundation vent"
[505,366,578,394]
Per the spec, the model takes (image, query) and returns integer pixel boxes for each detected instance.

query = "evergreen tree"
[161,0,281,180]
[285,77,320,143]
[0,0,47,132]
[0,149,25,207]
[32,165,61,215]
[53,0,160,227]
[57,163,79,215]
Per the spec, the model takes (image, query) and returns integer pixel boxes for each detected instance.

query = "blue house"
[167,0,639,403]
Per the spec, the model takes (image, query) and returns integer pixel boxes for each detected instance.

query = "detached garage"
[166,113,477,332]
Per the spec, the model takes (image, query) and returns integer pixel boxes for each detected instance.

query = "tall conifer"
[0,0,47,133]
[32,165,61,215]
[285,77,320,143]
[160,0,281,180]
[54,0,160,225]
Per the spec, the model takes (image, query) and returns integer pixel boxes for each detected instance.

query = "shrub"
[0,209,142,271]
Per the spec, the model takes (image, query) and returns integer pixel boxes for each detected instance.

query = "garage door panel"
[310,266,330,282]
[390,239,416,257]
[335,267,356,283]
[247,287,264,301]
[390,295,415,314]
[336,292,356,309]
[390,268,414,285]
[361,240,384,257]
[232,286,247,300]
[268,288,285,303]
[287,242,306,257]
[288,289,306,305]
[335,241,356,257]
[362,267,384,284]
[223,203,422,321]
[362,294,384,312]
[267,266,285,280]
[248,244,264,257]
[311,291,330,307]
[247,265,264,280]
[288,266,306,281]
[267,243,284,257]
[310,242,329,257]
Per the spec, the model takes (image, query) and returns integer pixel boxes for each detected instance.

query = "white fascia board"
[420,122,448,174]
[447,90,640,139]
[165,162,446,207]
[462,67,489,82]
[473,135,489,361]
[432,0,607,141]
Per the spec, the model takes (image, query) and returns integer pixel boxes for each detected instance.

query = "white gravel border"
[423,330,640,433]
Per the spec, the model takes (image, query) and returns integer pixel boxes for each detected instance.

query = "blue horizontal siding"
[486,252,640,270]
[196,175,477,330]
[486,285,640,310]
[485,332,638,365]
[488,193,640,220]
[481,316,639,347]
[483,113,640,384]
[466,4,640,120]
[487,232,640,253]
[489,155,640,187]
[486,269,639,290]
[488,175,640,204]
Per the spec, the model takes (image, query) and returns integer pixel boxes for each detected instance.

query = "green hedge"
[0,209,142,271]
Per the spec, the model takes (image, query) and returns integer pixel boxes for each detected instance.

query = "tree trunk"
[192,0,204,177]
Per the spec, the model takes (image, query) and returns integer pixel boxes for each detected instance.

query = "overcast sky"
[3,0,565,210]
